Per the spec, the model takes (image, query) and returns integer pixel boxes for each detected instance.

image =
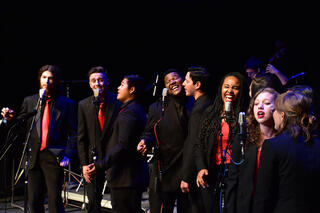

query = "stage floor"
[0,182,151,213]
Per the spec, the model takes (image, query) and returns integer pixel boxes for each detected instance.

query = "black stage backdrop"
[1,1,319,108]
[0,0,319,195]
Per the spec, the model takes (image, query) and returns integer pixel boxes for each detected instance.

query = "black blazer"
[95,100,149,190]
[226,136,258,213]
[182,94,213,184]
[19,93,77,169]
[141,95,193,192]
[252,132,320,213]
[77,91,121,166]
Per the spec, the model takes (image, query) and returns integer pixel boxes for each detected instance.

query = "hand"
[196,169,209,188]
[137,140,147,156]
[59,156,70,167]
[180,180,190,193]
[82,165,92,183]
[1,107,16,122]
[87,163,96,176]
[266,64,279,75]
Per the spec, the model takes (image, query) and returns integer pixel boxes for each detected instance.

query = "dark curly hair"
[199,72,249,150]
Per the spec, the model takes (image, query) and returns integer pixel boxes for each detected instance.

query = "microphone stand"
[153,90,168,192]
[14,97,42,213]
[218,115,234,213]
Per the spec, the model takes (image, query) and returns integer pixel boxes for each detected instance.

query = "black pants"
[149,188,190,213]
[187,182,206,213]
[110,187,144,213]
[85,170,105,213]
[28,149,64,213]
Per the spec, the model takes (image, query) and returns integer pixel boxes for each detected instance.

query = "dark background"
[1,0,319,110]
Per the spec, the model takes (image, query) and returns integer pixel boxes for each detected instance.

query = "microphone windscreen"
[238,112,246,125]
[162,88,168,97]
[93,88,100,98]
[225,101,232,113]
[39,89,45,98]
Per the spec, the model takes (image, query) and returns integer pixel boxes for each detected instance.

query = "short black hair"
[124,74,145,100]
[88,66,108,78]
[162,68,183,81]
[187,66,211,93]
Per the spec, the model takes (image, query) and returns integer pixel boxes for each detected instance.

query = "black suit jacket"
[252,132,320,213]
[77,91,121,166]
[95,100,149,190]
[225,136,258,213]
[182,94,213,184]
[19,93,77,169]
[141,95,193,192]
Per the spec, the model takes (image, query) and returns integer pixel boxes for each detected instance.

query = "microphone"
[152,73,159,97]
[39,88,46,111]
[238,112,246,158]
[225,101,233,124]
[0,117,7,126]
[161,88,169,114]
[93,88,101,105]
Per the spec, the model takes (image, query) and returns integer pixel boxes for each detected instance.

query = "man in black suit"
[1,65,77,213]
[87,75,149,213]
[181,66,213,213]
[137,69,193,213]
[77,66,121,212]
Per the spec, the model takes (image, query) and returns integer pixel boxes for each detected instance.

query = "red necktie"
[40,99,50,151]
[98,102,105,131]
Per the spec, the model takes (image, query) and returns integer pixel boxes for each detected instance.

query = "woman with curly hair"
[195,72,249,213]
[226,88,279,213]
[252,91,320,213]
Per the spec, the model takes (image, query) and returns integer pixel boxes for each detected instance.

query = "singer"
[86,75,149,213]
[253,91,320,213]
[195,72,249,213]
[77,66,121,213]
[180,66,213,213]
[1,65,77,213]
[226,88,279,213]
[137,68,194,213]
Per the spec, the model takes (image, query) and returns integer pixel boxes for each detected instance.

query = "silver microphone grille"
[225,101,232,113]
[93,88,100,98]
[238,112,246,125]
[162,88,168,97]
[39,89,46,98]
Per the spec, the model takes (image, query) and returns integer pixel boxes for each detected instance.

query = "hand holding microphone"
[1,107,16,124]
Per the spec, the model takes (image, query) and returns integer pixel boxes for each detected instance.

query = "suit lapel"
[47,97,61,141]
[35,95,42,138]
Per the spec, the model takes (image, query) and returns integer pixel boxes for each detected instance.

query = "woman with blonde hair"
[253,91,320,213]
[226,87,279,213]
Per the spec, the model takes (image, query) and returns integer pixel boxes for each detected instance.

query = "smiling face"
[164,72,184,96]
[253,91,276,126]
[221,75,240,105]
[89,72,109,96]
